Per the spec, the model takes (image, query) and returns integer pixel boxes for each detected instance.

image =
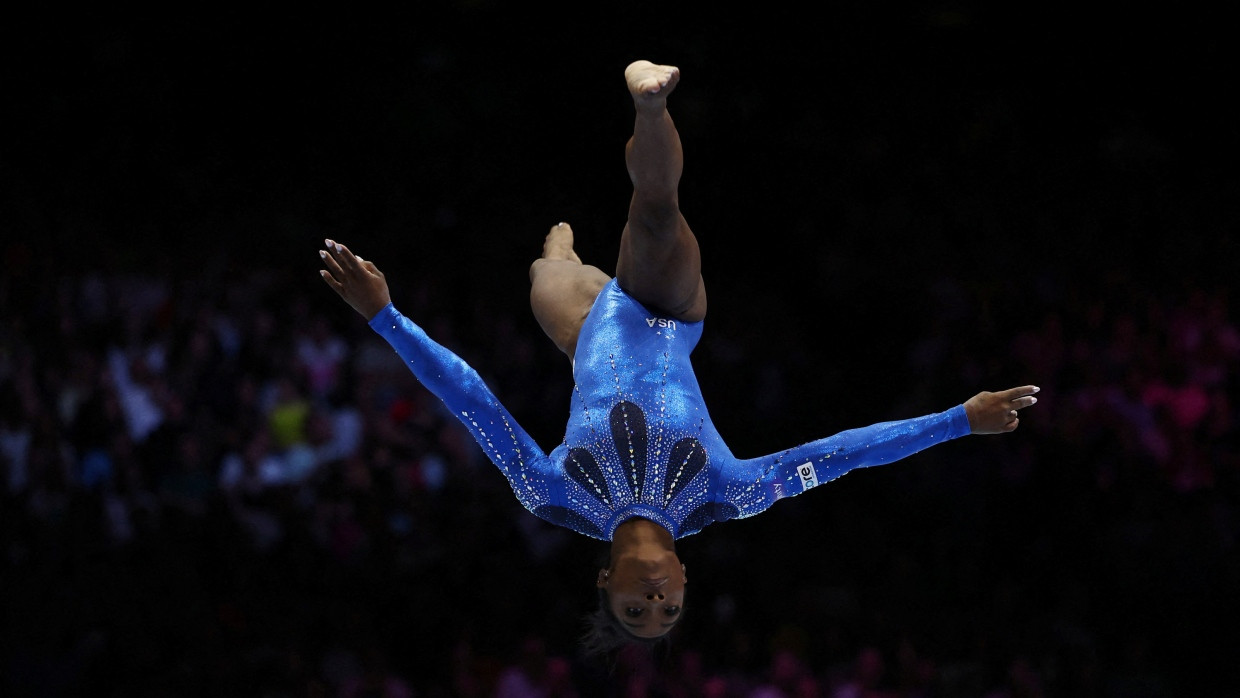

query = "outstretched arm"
[316,239,561,512]
[718,384,1041,519]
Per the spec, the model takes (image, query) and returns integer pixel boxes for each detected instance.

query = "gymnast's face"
[597,554,687,638]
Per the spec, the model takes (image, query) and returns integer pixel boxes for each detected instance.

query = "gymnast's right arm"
[318,239,557,497]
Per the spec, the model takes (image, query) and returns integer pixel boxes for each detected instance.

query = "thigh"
[529,258,610,362]
[615,211,707,323]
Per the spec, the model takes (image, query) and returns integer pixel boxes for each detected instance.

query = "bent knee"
[531,257,605,284]
[529,261,610,313]
[530,266,609,357]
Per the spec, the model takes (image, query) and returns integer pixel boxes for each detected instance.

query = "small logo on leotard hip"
[797,463,819,491]
[645,317,676,330]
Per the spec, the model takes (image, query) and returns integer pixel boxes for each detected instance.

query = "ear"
[596,568,609,588]
[682,563,687,583]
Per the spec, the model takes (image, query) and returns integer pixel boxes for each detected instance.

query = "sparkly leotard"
[370,279,970,541]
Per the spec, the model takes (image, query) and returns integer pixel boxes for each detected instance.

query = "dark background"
[3,4,1238,696]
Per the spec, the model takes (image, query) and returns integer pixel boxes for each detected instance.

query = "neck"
[609,517,675,563]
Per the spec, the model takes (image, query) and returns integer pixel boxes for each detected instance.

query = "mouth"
[640,577,669,587]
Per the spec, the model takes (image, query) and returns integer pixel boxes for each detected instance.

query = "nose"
[644,592,665,601]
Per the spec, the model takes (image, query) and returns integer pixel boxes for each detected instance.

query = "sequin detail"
[369,283,972,542]
[610,401,647,500]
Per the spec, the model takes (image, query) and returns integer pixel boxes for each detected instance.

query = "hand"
[319,239,392,320]
[964,385,1039,434]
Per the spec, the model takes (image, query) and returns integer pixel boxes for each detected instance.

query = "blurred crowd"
[2,210,1238,697]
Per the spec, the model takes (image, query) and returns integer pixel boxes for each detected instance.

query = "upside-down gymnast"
[318,59,1039,653]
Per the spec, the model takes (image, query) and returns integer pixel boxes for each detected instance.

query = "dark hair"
[580,587,678,659]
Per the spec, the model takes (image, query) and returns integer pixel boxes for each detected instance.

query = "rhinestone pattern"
[371,281,972,542]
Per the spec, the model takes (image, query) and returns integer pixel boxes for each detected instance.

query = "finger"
[1013,395,1038,410]
[320,248,346,278]
[1001,385,1040,400]
[327,238,360,272]
[323,239,348,270]
[318,269,344,294]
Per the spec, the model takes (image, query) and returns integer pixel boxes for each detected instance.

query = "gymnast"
[318,59,1039,653]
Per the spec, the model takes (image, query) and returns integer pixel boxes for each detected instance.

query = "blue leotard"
[370,279,970,541]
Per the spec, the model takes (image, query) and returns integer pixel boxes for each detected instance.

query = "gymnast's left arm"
[720,385,1039,508]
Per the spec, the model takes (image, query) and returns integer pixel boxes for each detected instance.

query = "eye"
[625,608,643,618]
[664,606,681,617]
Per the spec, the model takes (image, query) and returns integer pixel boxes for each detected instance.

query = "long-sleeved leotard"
[370,279,971,541]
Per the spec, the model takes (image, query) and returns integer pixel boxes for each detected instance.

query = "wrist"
[359,299,391,321]
[963,400,979,433]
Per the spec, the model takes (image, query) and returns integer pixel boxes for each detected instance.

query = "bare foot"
[625,60,679,111]
[541,222,583,264]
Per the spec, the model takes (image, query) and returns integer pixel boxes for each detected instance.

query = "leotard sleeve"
[368,303,561,512]
[717,405,972,519]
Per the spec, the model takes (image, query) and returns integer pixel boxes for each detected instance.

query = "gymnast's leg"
[529,222,610,365]
[615,60,706,323]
